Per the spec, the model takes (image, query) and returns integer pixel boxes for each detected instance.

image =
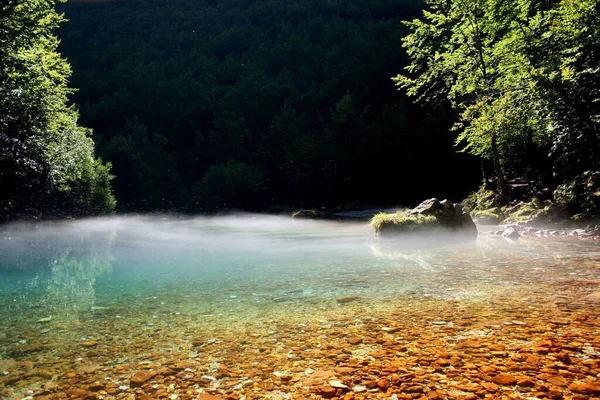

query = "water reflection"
[0,222,115,322]
[2,216,599,319]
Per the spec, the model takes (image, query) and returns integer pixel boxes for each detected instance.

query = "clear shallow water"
[1,215,600,399]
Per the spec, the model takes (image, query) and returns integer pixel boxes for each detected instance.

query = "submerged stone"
[352,385,367,392]
[336,296,361,304]
[130,370,158,387]
[314,385,338,398]
[492,373,517,385]
[329,380,349,389]
[569,382,600,395]
[585,292,600,303]
[197,395,227,400]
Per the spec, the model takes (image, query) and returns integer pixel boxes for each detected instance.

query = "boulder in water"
[291,209,324,219]
[409,198,477,236]
[371,198,477,238]
[501,226,520,239]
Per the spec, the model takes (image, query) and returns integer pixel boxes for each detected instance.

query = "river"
[1,215,599,399]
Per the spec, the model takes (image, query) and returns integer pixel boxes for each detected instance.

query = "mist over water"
[1,215,600,399]
[1,214,598,322]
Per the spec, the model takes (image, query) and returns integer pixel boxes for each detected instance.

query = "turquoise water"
[1,215,600,399]
[1,215,599,328]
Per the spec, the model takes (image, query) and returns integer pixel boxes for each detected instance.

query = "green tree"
[396,0,599,197]
[56,0,482,210]
[101,118,182,211]
[395,0,543,189]
[0,0,115,219]
[528,0,600,181]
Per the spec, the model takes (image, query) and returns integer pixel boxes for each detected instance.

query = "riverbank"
[480,224,600,241]
[292,201,600,242]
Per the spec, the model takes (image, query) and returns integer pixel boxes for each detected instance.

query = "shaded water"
[1,215,600,400]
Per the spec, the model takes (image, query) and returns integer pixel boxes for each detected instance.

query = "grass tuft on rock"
[370,211,439,235]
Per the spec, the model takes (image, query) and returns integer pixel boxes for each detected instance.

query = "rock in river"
[371,198,477,238]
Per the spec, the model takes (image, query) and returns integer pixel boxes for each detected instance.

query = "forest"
[1,0,598,219]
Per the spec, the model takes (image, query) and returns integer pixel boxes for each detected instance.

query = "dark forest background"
[55,0,480,213]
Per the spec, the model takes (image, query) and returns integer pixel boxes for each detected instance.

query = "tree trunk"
[481,159,493,190]
[491,131,505,188]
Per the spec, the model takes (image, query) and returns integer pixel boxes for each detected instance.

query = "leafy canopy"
[395,0,600,186]
[0,0,115,219]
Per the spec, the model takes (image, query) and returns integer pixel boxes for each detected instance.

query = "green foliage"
[530,0,600,180]
[509,202,539,218]
[471,208,504,225]
[100,118,181,211]
[395,0,600,189]
[191,161,266,212]
[502,201,546,225]
[56,0,481,211]
[395,0,543,182]
[0,0,115,220]
[553,182,577,205]
[65,157,116,215]
[463,189,506,224]
[553,171,600,216]
[462,188,496,212]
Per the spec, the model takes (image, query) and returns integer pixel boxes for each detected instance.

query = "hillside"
[57,0,481,212]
